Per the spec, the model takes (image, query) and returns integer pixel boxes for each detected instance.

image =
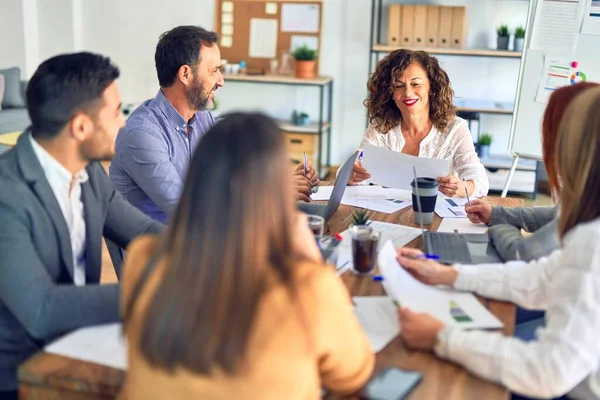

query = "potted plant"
[478,133,493,159]
[351,208,371,226]
[514,25,525,52]
[496,24,511,50]
[291,44,318,79]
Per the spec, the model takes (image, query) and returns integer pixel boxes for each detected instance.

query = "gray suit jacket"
[488,206,559,262]
[0,132,164,390]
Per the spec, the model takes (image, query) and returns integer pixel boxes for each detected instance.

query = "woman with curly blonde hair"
[349,49,489,198]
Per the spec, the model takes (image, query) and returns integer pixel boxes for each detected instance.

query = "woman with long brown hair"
[120,112,374,399]
[348,49,489,198]
[394,86,600,400]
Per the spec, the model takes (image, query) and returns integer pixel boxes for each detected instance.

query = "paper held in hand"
[377,241,503,330]
[361,144,451,190]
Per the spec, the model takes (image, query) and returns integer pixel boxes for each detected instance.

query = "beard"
[186,75,213,111]
[80,133,115,163]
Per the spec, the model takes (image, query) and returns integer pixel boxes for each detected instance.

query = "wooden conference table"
[18,190,522,400]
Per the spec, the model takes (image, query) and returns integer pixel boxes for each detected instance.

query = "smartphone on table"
[358,367,422,400]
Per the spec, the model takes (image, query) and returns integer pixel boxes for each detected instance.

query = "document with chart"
[378,241,503,330]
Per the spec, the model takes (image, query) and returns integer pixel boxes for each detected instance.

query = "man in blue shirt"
[110,26,318,223]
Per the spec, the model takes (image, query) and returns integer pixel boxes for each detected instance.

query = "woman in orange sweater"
[120,112,375,399]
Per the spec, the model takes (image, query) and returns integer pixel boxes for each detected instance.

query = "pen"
[358,150,364,165]
[407,254,440,260]
[463,178,471,207]
[303,152,307,178]
[372,275,384,281]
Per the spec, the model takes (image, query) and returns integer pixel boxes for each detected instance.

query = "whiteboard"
[508,0,599,160]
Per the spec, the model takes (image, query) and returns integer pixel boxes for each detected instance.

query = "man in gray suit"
[0,53,163,398]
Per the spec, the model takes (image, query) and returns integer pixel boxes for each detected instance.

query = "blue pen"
[303,152,307,178]
[372,275,384,281]
[358,150,364,164]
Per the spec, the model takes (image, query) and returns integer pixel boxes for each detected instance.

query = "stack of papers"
[311,185,412,214]
[434,196,470,218]
[335,221,422,275]
[44,323,127,370]
[353,296,399,352]
[378,241,503,329]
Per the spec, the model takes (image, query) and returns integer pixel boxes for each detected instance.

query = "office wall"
[0,0,27,72]
[3,0,529,163]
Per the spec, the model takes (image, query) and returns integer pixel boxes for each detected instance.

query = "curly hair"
[364,49,456,134]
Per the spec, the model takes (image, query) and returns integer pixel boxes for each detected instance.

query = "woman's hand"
[396,247,457,286]
[348,162,371,186]
[436,175,463,197]
[293,176,312,202]
[291,212,323,263]
[465,199,493,224]
[398,307,445,351]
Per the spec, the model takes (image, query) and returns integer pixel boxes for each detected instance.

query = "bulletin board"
[215,0,323,73]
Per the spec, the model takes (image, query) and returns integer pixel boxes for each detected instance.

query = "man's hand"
[293,162,320,187]
[294,175,312,202]
[348,162,371,185]
[465,199,493,224]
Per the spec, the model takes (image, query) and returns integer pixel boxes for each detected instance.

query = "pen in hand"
[463,178,471,206]
[303,152,307,178]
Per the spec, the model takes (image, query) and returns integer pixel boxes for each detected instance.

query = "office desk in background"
[18,191,521,400]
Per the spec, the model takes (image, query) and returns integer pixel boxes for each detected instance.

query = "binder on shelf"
[412,5,427,46]
[425,5,440,48]
[438,6,453,49]
[451,6,467,49]
[387,4,401,46]
[400,4,415,47]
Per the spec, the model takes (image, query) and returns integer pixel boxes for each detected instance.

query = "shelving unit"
[222,74,334,179]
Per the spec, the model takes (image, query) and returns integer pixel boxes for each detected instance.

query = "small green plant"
[496,24,511,37]
[514,25,526,39]
[479,133,493,146]
[291,45,318,61]
[351,208,371,226]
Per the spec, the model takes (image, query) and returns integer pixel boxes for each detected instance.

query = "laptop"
[296,150,358,221]
[411,169,503,265]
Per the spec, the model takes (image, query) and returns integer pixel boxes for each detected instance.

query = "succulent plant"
[351,208,370,226]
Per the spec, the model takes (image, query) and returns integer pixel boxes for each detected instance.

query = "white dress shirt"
[360,116,489,197]
[434,218,600,400]
[29,134,88,286]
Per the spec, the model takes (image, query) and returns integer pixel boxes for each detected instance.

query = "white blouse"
[435,218,600,400]
[360,116,489,197]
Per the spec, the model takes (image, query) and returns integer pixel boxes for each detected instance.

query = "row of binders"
[388,5,466,49]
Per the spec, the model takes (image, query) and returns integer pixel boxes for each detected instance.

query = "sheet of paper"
[353,297,400,352]
[281,4,320,33]
[249,19,278,58]
[378,241,503,330]
[222,1,234,12]
[342,198,411,214]
[381,188,413,201]
[434,197,468,218]
[45,323,127,370]
[581,0,600,34]
[361,144,451,191]
[336,221,423,274]
[220,35,233,48]
[221,24,234,36]
[437,218,488,234]
[530,0,582,54]
[535,56,572,104]
[291,35,319,51]
[265,2,278,15]
[221,13,233,24]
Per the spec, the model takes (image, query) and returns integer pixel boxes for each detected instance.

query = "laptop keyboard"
[297,202,327,218]
[424,232,472,263]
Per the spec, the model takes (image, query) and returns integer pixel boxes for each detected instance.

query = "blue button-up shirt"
[109,90,214,223]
